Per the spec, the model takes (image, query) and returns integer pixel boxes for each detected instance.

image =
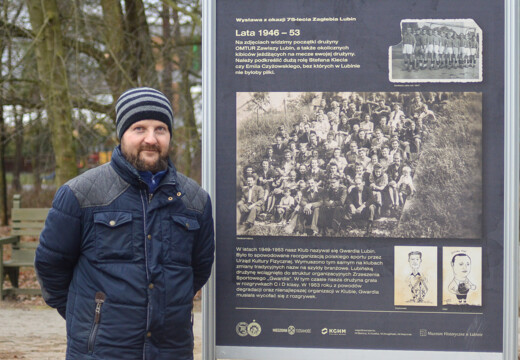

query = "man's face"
[284,152,292,160]
[246,177,255,187]
[355,164,363,173]
[262,161,269,170]
[330,164,338,173]
[331,179,339,189]
[334,149,341,158]
[350,143,358,152]
[382,148,389,157]
[409,254,421,271]
[452,255,471,278]
[393,153,401,163]
[289,171,297,181]
[374,167,382,177]
[308,179,315,188]
[311,159,318,169]
[355,178,364,190]
[299,165,307,173]
[120,120,170,173]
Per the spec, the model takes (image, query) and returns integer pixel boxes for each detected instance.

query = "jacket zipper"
[88,292,106,353]
[139,190,151,360]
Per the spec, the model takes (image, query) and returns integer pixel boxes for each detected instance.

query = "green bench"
[0,194,49,298]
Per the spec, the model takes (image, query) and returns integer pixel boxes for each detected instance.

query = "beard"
[122,144,169,173]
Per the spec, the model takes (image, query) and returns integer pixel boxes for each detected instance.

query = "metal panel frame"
[202,0,519,358]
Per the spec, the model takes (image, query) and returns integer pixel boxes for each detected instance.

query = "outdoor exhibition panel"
[202,0,518,359]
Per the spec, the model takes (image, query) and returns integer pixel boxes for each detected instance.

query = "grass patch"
[395,93,482,238]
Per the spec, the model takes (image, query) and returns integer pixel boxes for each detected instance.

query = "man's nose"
[144,130,159,144]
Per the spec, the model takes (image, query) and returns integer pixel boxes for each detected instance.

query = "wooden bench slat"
[13,242,39,249]
[12,221,47,229]
[11,230,43,236]
[12,208,50,220]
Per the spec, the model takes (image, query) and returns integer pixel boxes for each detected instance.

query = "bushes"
[396,93,482,238]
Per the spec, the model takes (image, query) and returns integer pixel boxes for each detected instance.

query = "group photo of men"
[390,20,482,82]
[236,91,443,238]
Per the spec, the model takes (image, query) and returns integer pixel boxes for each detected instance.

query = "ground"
[0,298,203,360]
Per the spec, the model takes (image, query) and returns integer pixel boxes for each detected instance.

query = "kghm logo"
[321,327,347,335]
[236,320,262,337]
[288,325,295,335]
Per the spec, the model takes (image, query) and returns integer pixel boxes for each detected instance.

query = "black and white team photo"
[236,91,482,238]
[390,19,482,82]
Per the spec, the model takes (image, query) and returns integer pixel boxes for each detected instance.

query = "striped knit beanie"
[115,87,173,139]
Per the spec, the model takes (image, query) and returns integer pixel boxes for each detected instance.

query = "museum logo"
[321,327,347,336]
[272,325,312,335]
[236,320,262,337]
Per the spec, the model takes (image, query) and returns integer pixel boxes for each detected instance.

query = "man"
[402,27,415,71]
[35,87,215,359]
[448,252,477,305]
[237,175,265,229]
[407,251,429,303]
[299,178,323,236]
[323,177,348,234]
[346,176,377,236]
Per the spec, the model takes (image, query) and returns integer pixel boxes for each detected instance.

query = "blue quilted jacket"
[35,147,214,359]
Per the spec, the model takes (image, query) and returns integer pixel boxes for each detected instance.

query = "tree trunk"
[161,4,178,165]
[13,107,23,192]
[0,105,8,225]
[26,0,77,186]
[100,0,134,98]
[125,0,158,87]
[31,111,43,194]
[172,5,200,177]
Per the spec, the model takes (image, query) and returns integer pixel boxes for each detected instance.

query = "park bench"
[0,194,49,299]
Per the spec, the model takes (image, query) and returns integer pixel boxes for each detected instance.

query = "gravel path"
[0,301,517,359]
[0,301,202,360]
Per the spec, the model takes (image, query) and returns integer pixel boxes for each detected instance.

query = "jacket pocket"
[87,292,106,354]
[164,214,200,265]
[94,211,135,260]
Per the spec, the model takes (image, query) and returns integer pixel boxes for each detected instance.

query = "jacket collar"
[110,145,177,189]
